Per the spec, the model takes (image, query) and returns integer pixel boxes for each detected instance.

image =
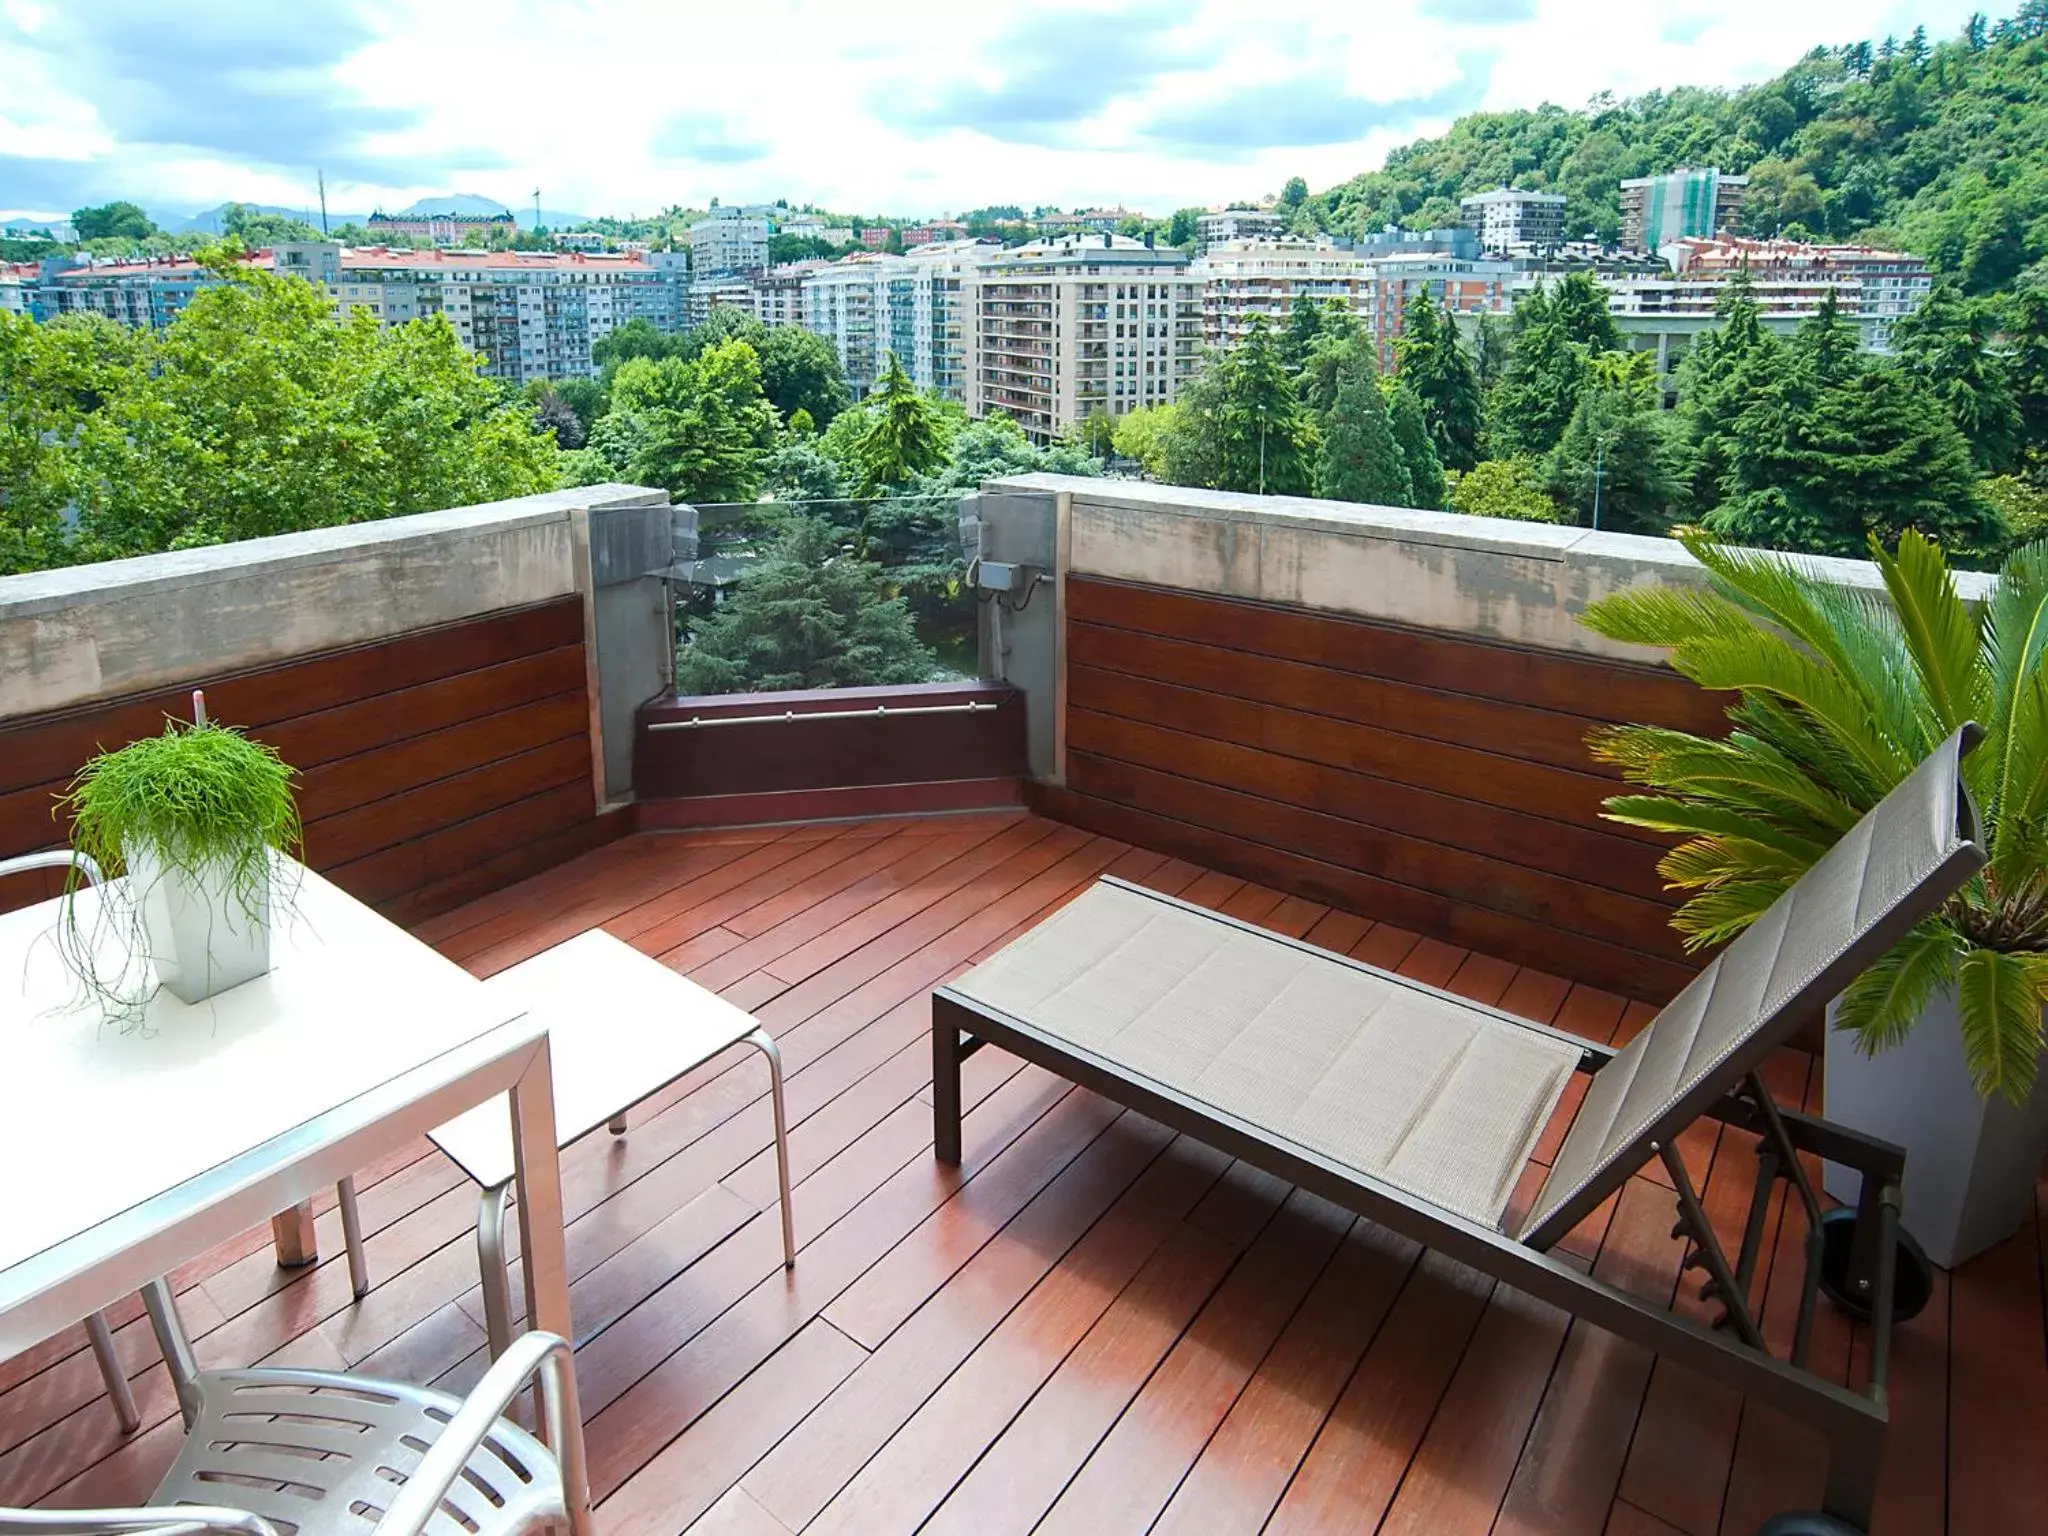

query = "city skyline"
[0,0,1984,225]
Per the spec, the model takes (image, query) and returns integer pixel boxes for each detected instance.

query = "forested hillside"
[1311,4,2048,295]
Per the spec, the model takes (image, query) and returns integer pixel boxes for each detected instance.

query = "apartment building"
[749,262,825,328]
[858,228,892,250]
[1368,254,1518,370]
[964,234,1200,442]
[1196,207,1285,254]
[1460,187,1567,252]
[688,207,770,274]
[0,265,32,317]
[1189,238,1373,350]
[687,273,755,328]
[1621,168,1747,253]
[1666,236,1931,350]
[328,247,682,382]
[904,221,967,246]
[801,240,986,399]
[35,249,276,328]
[366,210,516,246]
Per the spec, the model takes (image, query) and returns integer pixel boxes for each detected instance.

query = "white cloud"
[0,0,1987,222]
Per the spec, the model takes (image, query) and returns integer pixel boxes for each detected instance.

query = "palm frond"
[1664,633,1911,788]
[1954,945,2048,1103]
[1601,794,1832,863]
[1656,837,1807,891]
[1668,881,1790,949]
[1591,726,1862,835]
[1834,920,1961,1053]
[1727,696,1887,808]
[1871,529,1986,738]
[1981,540,2048,851]
[1578,584,1756,649]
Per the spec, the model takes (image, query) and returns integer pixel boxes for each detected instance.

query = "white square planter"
[125,841,273,1005]
[1824,986,2048,1270]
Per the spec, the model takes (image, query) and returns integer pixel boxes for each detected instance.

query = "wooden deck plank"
[1,815,2020,1536]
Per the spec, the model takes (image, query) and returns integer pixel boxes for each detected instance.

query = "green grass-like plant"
[1580,529,2048,1103]
[59,719,301,1016]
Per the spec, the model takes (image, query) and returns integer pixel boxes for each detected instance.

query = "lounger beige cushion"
[950,883,1578,1227]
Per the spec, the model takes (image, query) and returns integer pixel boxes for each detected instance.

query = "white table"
[0,859,589,1530]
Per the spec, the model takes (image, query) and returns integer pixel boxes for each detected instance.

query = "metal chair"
[0,1280,591,1536]
[1,849,370,1439]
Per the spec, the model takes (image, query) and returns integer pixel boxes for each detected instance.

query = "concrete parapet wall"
[0,484,666,721]
[983,474,1998,666]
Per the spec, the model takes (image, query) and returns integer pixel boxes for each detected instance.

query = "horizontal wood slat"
[0,599,609,926]
[1056,577,1723,1002]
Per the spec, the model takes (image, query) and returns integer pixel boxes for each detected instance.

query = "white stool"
[424,930,795,1359]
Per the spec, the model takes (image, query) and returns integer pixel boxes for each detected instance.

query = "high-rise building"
[1459,188,1567,252]
[688,207,771,274]
[964,234,1200,441]
[1189,238,1373,350]
[1195,208,1284,254]
[1620,169,1747,253]
[801,241,988,399]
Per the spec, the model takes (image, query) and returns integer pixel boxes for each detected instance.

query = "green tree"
[1079,408,1115,457]
[590,339,779,503]
[1315,369,1411,506]
[1385,381,1447,509]
[1892,283,2022,470]
[1167,208,1204,250]
[72,201,157,242]
[1111,403,1178,476]
[755,325,850,428]
[674,517,937,693]
[1486,275,1620,457]
[851,351,948,496]
[1674,272,1783,513]
[1708,306,1998,556]
[1163,318,1314,495]
[1449,458,1562,522]
[222,204,323,245]
[1279,176,1310,213]
[1395,293,1483,471]
[1281,295,1329,374]
[2000,283,2048,477]
[1547,351,1677,533]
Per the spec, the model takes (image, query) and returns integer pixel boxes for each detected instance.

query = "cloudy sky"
[0,0,1984,224]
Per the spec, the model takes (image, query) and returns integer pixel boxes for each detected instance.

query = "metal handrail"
[648,700,998,732]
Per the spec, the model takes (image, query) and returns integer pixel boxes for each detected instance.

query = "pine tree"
[1396,293,1483,471]
[2006,285,2048,480]
[1315,369,1411,507]
[853,351,946,497]
[1281,296,1327,374]
[1163,316,1314,495]
[1893,284,2022,471]
[1547,351,1676,534]
[1486,277,1618,458]
[1386,382,1447,509]
[1676,272,1782,513]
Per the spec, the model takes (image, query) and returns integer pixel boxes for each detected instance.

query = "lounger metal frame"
[934,840,1958,1530]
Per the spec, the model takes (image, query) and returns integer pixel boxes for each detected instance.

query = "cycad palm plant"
[1581,530,2048,1102]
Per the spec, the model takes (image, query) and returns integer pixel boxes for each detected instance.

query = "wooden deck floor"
[8,811,2045,1534]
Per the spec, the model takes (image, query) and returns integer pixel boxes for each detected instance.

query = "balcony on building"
[0,478,2037,1536]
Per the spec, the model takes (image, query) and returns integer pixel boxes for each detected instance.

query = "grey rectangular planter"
[1824,987,2048,1270]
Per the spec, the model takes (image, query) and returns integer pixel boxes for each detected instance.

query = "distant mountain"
[172,202,367,235]
[396,193,592,230]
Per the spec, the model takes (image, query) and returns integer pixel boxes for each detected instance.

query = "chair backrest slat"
[1518,725,1985,1249]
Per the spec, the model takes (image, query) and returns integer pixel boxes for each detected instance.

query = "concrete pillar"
[966,487,1062,784]
[582,497,677,806]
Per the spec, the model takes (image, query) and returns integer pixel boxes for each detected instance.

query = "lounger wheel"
[1752,1513,1864,1535]
[1816,1206,1933,1323]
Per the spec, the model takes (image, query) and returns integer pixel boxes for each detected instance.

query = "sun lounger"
[932,727,1986,1533]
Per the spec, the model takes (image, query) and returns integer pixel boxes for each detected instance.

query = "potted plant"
[1579,529,2048,1270]
[61,717,301,1011]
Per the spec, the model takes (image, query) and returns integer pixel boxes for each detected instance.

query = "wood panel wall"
[635,680,1025,828]
[0,597,623,925]
[1036,577,1733,1002]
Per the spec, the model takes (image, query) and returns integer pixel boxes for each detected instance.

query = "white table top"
[0,858,523,1289]
[430,929,762,1189]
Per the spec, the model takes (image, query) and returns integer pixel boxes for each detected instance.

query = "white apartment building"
[688,207,770,275]
[1189,238,1373,350]
[749,262,823,329]
[687,273,754,328]
[801,240,988,400]
[1196,208,1284,254]
[1460,187,1567,253]
[326,247,683,382]
[964,234,1200,442]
